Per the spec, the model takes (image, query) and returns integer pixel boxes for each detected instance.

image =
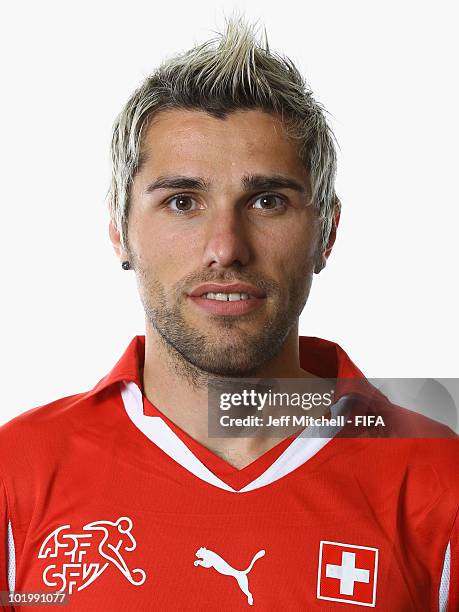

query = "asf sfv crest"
[38,516,146,594]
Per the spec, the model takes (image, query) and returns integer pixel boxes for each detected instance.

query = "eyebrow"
[144,176,209,193]
[242,174,306,194]
[143,173,306,195]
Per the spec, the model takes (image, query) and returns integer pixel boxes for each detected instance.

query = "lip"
[188,282,266,298]
[188,282,266,317]
[189,295,265,316]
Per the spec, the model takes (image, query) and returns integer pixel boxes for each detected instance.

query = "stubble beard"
[130,254,313,387]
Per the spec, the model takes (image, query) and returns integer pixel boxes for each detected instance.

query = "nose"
[201,207,251,270]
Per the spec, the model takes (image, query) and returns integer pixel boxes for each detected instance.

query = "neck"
[142,320,316,469]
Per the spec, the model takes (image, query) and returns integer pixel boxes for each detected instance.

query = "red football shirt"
[0,336,458,610]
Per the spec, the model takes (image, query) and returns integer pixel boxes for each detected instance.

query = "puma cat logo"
[194,547,265,606]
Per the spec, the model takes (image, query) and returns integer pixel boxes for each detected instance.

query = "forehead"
[138,108,308,182]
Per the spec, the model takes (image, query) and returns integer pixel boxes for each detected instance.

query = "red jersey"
[0,335,458,611]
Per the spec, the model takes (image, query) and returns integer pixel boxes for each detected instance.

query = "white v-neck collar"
[121,381,346,493]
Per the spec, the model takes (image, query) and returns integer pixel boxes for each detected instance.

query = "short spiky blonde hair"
[108,17,340,251]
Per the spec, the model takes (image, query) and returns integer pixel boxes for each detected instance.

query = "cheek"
[262,223,319,278]
[129,213,200,279]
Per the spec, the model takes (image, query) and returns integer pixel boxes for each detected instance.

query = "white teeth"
[203,292,251,301]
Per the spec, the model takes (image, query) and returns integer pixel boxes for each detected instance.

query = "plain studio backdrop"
[1,0,458,425]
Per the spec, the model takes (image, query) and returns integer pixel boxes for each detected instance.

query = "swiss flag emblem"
[317,540,379,607]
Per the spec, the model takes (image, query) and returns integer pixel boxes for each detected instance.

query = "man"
[1,18,458,611]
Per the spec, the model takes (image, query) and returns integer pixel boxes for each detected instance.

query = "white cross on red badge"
[317,540,379,607]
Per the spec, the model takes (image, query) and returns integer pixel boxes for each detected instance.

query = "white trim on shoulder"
[7,519,15,592]
[439,541,450,612]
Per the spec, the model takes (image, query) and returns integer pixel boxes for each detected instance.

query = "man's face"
[117,109,326,377]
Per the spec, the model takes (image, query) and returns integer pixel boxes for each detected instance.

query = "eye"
[251,193,286,211]
[166,194,199,213]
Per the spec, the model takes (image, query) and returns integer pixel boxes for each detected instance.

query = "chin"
[199,361,260,378]
[192,347,264,378]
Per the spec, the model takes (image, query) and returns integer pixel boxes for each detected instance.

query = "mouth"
[201,291,253,301]
[189,282,266,298]
[188,283,266,316]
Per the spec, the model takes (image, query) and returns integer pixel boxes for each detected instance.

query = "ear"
[108,220,130,263]
[314,205,341,274]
